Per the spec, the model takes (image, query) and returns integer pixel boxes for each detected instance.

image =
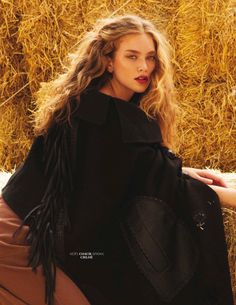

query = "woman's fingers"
[196,176,213,185]
[199,170,228,187]
[182,167,228,187]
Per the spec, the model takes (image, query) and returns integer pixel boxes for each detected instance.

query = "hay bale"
[176,82,236,171]
[0,0,27,102]
[0,102,33,172]
[172,0,236,172]
[16,0,87,94]
[174,0,236,86]
[0,0,33,171]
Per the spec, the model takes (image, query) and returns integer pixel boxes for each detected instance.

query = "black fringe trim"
[13,103,79,305]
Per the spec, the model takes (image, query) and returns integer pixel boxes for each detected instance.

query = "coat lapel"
[72,88,163,144]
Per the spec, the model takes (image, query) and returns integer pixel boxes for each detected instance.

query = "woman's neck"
[99,82,134,102]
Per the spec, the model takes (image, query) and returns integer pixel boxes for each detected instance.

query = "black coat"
[1,88,234,305]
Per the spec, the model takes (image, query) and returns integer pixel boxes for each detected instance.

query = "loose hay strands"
[0,0,33,171]
[0,0,29,105]
[17,0,85,93]
[173,0,236,172]
[176,82,236,171]
[0,101,33,171]
[175,0,236,86]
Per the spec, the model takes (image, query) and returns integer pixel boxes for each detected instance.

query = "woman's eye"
[148,56,156,61]
[127,55,137,59]
[126,55,156,61]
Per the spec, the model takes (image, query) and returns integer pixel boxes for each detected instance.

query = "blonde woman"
[0,14,235,305]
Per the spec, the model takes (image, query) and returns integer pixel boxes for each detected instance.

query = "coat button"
[207,200,215,206]
[193,211,207,230]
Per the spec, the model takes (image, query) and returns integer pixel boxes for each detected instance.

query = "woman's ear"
[107,65,113,73]
[106,57,113,73]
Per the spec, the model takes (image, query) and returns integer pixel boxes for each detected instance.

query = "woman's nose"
[137,60,148,72]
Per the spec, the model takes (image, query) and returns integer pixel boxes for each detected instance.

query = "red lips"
[134,75,149,80]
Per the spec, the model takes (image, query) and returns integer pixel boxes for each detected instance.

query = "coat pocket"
[119,195,199,302]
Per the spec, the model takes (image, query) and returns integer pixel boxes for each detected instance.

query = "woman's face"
[106,33,157,101]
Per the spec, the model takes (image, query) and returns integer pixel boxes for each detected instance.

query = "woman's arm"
[182,167,236,207]
[208,185,236,208]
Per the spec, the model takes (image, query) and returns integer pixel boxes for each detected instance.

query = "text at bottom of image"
[69,251,105,259]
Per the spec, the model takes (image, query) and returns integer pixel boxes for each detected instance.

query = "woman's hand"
[182,167,228,187]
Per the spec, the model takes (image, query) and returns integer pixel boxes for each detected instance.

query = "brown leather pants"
[0,195,91,305]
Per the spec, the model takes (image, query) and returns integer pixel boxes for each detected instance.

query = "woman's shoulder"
[71,88,111,126]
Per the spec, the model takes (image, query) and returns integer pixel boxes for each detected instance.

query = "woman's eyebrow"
[124,49,156,54]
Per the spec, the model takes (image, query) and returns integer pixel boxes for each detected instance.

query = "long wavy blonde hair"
[32,14,177,148]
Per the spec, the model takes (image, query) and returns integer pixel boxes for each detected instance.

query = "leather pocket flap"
[119,195,199,302]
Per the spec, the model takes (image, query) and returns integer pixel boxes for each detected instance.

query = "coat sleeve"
[1,135,47,220]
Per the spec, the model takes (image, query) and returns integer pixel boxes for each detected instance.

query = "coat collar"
[71,88,163,144]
